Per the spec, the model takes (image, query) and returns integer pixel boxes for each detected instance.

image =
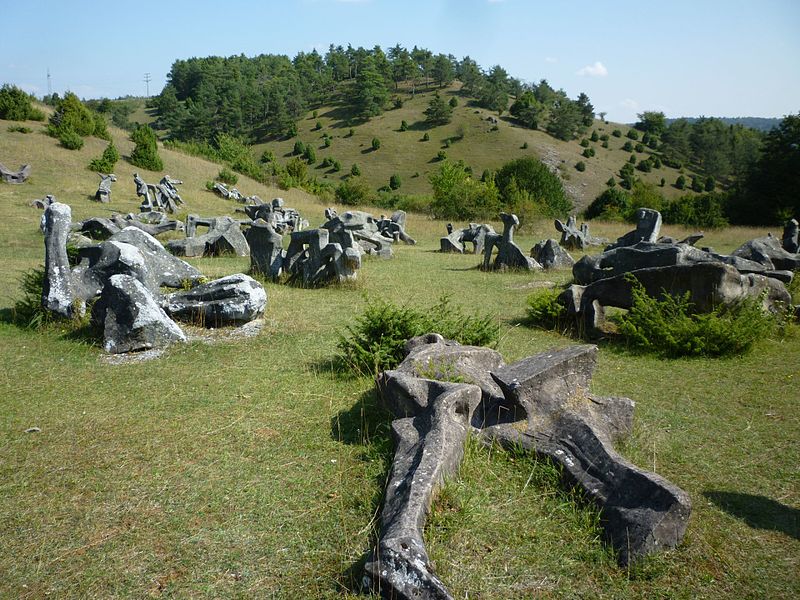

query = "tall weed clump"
[614,278,778,357]
[338,296,499,375]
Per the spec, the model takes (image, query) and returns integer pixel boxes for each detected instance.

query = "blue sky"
[1,0,798,123]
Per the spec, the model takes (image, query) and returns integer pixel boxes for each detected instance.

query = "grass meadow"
[0,117,797,598]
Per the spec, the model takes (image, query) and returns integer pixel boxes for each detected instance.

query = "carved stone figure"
[94,174,117,203]
[554,215,607,250]
[482,212,540,271]
[0,161,31,184]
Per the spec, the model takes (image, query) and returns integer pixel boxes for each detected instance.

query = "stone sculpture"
[440,222,496,254]
[167,215,250,258]
[530,238,575,270]
[562,214,798,333]
[0,161,31,184]
[482,212,541,271]
[285,227,361,286]
[243,198,307,234]
[29,194,56,210]
[74,212,184,240]
[212,181,263,204]
[134,173,183,213]
[363,338,691,598]
[606,208,662,250]
[40,202,266,353]
[246,220,285,280]
[554,216,607,250]
[783,219,799,254]
[94,174,117,203]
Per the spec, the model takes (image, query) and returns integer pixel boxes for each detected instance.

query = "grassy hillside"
[249,83,701,210]
[0,118,797,599]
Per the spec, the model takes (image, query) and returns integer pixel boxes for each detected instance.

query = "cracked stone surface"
[364,339,692,598]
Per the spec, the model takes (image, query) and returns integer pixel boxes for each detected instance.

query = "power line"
[143,73,151,98]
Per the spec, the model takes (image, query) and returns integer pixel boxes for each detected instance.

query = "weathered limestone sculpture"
[285,227,361,286]
[364,338,691,598]
[482,212,541,271]
[167,215,250,257]
[246,220,285,280]
[94,173,117,203]
[133,173,184,213]
[133,172,154,210]
[322,209,393,258]
[29,194,56,210]
[213,182,263,205]
[530,238,575,270]
[606,208,662,250]
[40,203,265,353]
[554,215,607,250]
[440,222,496,254]
[0,161,31,184]
[732,233,800,271]
[243,198,307,234]
[377,210,416,245]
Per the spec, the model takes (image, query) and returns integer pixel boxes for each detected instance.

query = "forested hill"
[665,117,781,132]
[151,44,595,144]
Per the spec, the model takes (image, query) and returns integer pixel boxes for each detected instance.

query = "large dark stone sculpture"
[482,212,541,271]
[732,234,800,271]
[243,198,307,234]
[606,208,662,250]
[440,222,496,254]
[133,173,184,213]
[246,220,285,280]
[783,219,799,254]
[161,274,267,327]
[364,338,691,598]
[42,202,76,318]
[530,238,575,270]
[285,227,361,286]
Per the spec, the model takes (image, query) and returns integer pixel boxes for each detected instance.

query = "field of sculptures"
[0,113,797,599]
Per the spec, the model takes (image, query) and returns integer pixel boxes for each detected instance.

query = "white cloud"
[621,98,639,111]
[545,56,557,64]
[576,61,608,77]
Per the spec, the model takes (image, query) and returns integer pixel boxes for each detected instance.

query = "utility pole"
[47,68,51,96]
[143,73,151,98]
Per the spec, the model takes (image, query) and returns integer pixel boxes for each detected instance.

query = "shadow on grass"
[703,491,800,540]
[331,387,395,593]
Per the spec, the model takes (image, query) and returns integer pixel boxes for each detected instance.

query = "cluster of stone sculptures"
[134,173,184,213]
[363,334,691,598]
[212,182,262,205]
[71,211,185,243]
[440,222,496,254]
[40,202,266,354]
[243,198,308,234]
[559,209,799,332]
[247,208,414,286]
[555,215,608,250]
[0,161,31,184]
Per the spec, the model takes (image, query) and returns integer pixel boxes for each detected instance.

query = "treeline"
[665,116,781,133]
[151,44,594,144]
[587,112,799,226]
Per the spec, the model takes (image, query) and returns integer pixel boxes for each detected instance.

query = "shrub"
[704,175,716,192]
[585,187,632,220]
[303,145,316,164]
[622,141,634,152]
[494,156,571,218]
[660,177,666,187]
[336,176,372,205]
[88,141,120,172]
[635,143,644,153]
[582,148,594,158]
[525,288,568,331]
[0,84,43,121]
[590,131,599,142]
[691,176,703,192]
[400,120,408,131]
[628,155,637,164]
[602,140,609,148]
[389,174,401,190]
[293,140,306,156]
[615,277,777,357]
[286,157,308,183]
[443,139,451,148]
[371,137,381,151]
[393,97,404,109]
[332,159,342,172]
[612,129,622,137]
[676,175,686,189]
[350,163,361,177]
[12,266,54,328]
[661,192,728,228]
[606,176,616,187]
[216,167,238,185]
[93,113,110,141]
[59,129,84,150]
[422,132,430,141]
[129,124,163,171]
[652,156,662,169]
[260,149,275,163]
[521,141,528,149]
[626,129,639,140]
[7,125,32,133]
[346,128,355,137]
[437,150,447,161]
[48,92,95,137]
[575,161,586,172]
[337,296,499,374]
[580,138,590,148]
[637,159,652,172]
[449,96,458,108]
[315,120,323,130]
[323,137,331,148]
[599,133,609,142]
[286,123,298,138]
